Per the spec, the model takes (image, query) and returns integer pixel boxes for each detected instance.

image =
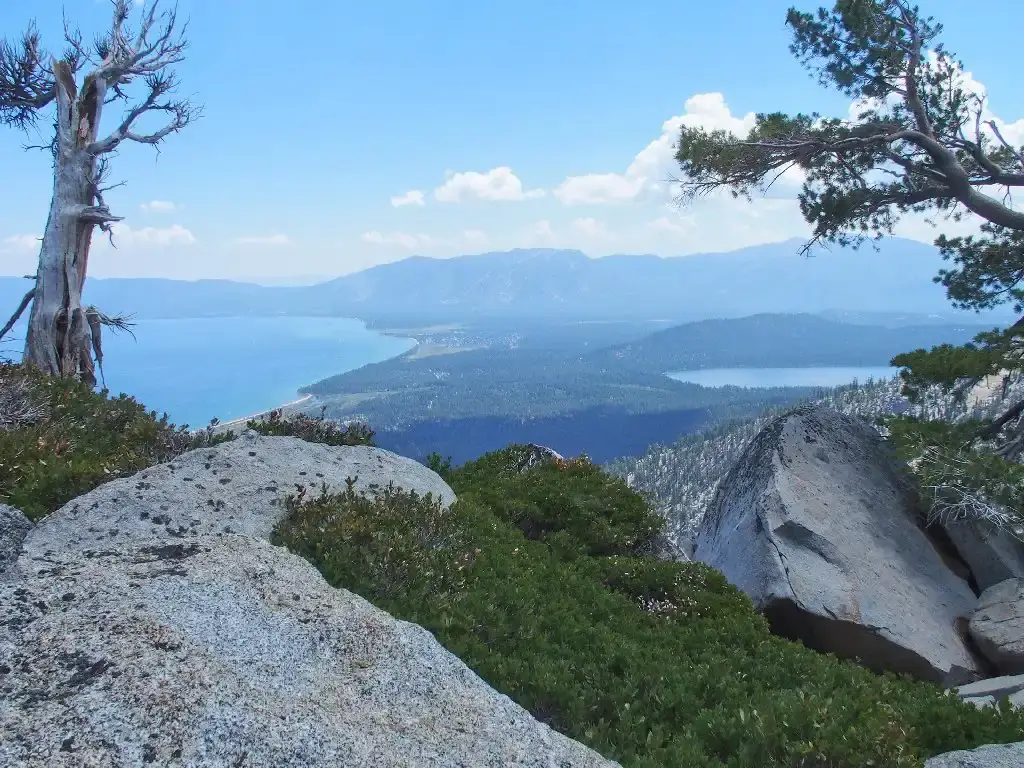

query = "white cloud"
[555,93,758,205]
[140,200,177,213]
[105,223,196,248]
[1,234,40,251]
[390,189,426,208]
[361,231,433,249]
[231,234,290,246]
[434,167,544,202]
[554,174,646,206]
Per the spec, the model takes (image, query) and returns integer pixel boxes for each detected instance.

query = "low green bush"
[245,406,375,446]
[274,444,1024,767]
[0,363,226,521]
[0,364,371,521]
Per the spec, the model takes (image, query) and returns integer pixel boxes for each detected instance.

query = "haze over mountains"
[0,237,1012,325]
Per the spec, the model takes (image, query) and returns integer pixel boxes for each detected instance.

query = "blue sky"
[1,0,1022,282]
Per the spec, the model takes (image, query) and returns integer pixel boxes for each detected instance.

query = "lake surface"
[4,316,414,428]
[666,366,900,389]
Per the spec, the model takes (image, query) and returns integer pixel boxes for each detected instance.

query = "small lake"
[666,366,900,389]
[3,316,414,429]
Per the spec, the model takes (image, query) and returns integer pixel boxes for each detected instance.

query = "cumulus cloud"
[231,234,290,246]
[554,93,758,205]
[434,167,544,202]
[140,200,177,213]
[390,190,425,207]
[105,223,196,248]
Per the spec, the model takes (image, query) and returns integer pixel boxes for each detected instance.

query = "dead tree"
[0,0,198,386]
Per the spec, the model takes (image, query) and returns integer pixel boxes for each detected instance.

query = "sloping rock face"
[24,429,457,560]
[943,519,1024,593]
[0,503,31,576]
[925,741,1024,767]
[694,405,980,683]
[971,579,1024,675]
[956,674,1024,710]
[1,537,616,767]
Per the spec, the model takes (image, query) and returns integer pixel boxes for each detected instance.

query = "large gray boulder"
[1,536,616,767]
[944,519,1024,593]
[0,503,31,576]
[925,742,1024,767]
[971,579,1024,675]
[24,429,457,559]
[694,405,981,683]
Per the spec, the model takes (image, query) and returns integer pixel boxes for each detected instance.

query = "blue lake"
[666,366,900,388]
[3,316,414,428]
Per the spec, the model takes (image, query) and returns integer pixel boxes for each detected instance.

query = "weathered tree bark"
[23,64,119,386]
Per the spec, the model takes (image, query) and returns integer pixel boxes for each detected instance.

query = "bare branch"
[0,289,35,342]
[88,78,199,153]
[95,1,190,87]
[987,120,1024,172]
[86,3,200,155]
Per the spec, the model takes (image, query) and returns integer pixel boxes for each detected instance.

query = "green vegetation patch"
[244,406,376,447]
[0,362,224,521]
[0,365,375,522]
[273,444,1024,767]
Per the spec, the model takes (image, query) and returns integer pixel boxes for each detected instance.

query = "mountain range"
[0,237,1016,325]
[587,313,992,372]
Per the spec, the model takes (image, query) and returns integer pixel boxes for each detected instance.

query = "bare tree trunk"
[22,63,118,387]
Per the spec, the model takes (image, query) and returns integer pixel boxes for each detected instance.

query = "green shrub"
[452,444,664,558]
[273,444,1024,768]
[0,364,377,521]
[246,406,375,446]
[0,363,227,521]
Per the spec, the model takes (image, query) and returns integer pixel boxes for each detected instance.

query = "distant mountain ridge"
[0,237,1016,324]
[587,313,992,372]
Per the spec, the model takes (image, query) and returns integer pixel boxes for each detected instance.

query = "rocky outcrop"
[515,443,565,473]
[694,405,981,683]
[970,579,1024,675]
[0,503,31,576]
[24,429,457,560]
[955,674,1024,710]
[2,433,615,767]
[943,520,1024,593]
[925,741,1024,767]
[1,536,615,767]
[644,533,692,562]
